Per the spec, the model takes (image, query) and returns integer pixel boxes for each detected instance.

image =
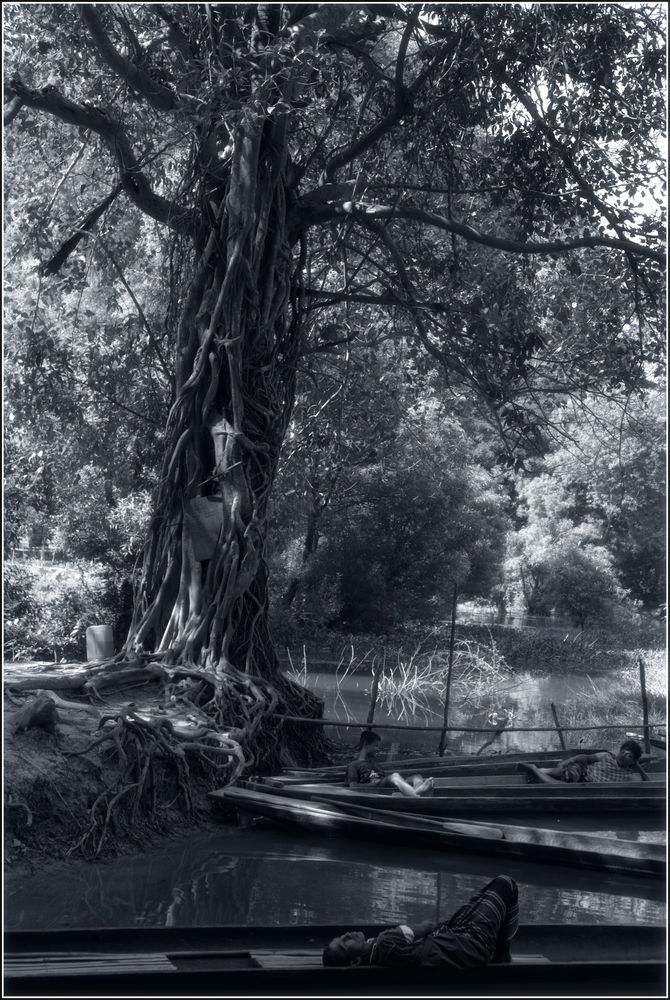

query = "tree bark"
[282,498,322,608]
[120,59,323,768]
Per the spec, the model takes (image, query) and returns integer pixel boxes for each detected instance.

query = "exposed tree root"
[6,653,326,858]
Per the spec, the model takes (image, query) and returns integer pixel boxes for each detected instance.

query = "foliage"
[543,542,625,629]
[4,562,39,625]
[3,560,124,661]
[541,392,666,608]
[272,392,510,630]
[504,472,627,624]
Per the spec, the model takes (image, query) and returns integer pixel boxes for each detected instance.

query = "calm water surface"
[5,819,665,931]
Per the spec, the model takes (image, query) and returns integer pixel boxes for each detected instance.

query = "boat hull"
[213,785,665,878]
[5,923,665,997]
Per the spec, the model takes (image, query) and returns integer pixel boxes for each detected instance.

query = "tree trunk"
[120,75,322,767]
[282,499,322,608]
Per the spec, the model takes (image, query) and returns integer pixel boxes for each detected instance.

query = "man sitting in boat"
[345,730,434,797]
[323,874,518,968]
[518,739,649,784]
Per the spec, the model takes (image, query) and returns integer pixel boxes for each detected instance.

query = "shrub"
[3,559,135,661]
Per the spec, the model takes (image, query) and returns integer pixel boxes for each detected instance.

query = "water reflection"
[5,821,665,931]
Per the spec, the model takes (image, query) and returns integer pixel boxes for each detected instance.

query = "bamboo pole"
[550,702,567,750]
[271,714,665,734]
[437,582,458,756]
[638,656,651,755]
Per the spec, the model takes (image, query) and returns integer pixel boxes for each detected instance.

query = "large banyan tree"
[5,4,665,781]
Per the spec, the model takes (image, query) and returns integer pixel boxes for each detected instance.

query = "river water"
[5,818,665,931]
[5,664,666,932]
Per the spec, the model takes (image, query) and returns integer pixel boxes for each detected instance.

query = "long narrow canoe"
[212,785,665,878]
[266,758,665,787]
[245,778,666,815]
[5,922,665,997]
[281,747,610,777]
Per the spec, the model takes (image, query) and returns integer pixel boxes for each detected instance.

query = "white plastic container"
[86,624,114,661]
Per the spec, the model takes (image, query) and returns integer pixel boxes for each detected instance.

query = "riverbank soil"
[4,663,437,881]
[3,663,353,881]
[3,692,209,872]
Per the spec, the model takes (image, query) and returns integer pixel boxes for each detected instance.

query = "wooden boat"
[244,776,666,815]
[277,747,664,784]
[4,922,665,996]
[267,756,666,787]
[212,785,666,878]
[281,747,610,777]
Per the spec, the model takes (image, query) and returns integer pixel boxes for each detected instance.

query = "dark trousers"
[435,875,520,965]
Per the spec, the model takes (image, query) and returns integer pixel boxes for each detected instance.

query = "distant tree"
[291,397,509,630]
[544,543,625,629]
[542,392,666,609]
[504,472,626,625]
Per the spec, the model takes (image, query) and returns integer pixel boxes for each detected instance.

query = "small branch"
[4,94,24,125]
[394,6,419,105]
[99,241,173,388]
[320,40,445,182]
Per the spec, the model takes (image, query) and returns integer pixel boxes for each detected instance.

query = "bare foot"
[416,777,434,796]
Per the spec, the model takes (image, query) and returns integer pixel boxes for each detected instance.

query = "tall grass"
[285,634,514,725]
[283,637,666,752]
[565,650,666,733]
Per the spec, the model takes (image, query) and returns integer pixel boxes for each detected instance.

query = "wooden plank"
[7,922,665,957]
[184,497,224,561]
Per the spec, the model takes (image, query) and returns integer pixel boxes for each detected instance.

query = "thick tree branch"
[7,78,195,236]
[298,200,665,263]
[304,287,449,312]
[78,4,178,113]
[4,94,24,125]
[43,184,123,276]
[394,6,419,105]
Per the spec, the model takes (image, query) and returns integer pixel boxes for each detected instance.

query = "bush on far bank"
[4,558,133,662]
[270,606,665,677]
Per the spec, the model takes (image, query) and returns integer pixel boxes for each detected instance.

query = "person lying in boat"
[323,874,518,968]
[345,729,434,797]
[518,739,649,784]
